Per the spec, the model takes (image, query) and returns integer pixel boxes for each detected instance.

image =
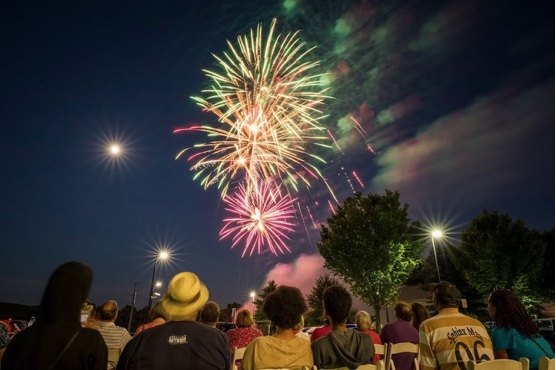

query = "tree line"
[251,190,554,332]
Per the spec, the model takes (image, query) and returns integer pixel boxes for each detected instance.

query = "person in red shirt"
[134,301,168,335]
[226,309,262,369]
[310,320,331,342]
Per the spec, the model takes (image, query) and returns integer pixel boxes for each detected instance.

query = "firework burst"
[176,19,339,256]
[175,18,332,197]
[219,181,297,257]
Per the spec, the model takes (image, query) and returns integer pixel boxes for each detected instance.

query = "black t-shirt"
[117,321,231,370]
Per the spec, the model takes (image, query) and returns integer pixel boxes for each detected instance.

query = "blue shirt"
[491,326,554,370]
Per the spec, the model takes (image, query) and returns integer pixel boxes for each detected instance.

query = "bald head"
[99,300,119,322]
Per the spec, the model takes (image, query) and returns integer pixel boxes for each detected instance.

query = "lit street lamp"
[431,229,443,282]
[249,291,256,315]
[148,251,169,310]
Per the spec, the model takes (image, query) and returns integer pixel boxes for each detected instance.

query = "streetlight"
[431,229,443,282]
[249,291,256,315]
[148,251,169,310]
[127,282,138,332]
[110,145,121,155]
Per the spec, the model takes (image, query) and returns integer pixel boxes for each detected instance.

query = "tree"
[317,190,424,333]
[305,274,340,326]
[253,280,278,321]
[454,209,547,311]
[538,228,555,299]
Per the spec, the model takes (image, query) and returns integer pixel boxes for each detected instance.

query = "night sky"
[1,0,553,311]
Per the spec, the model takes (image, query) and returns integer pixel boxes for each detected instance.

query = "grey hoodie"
[312,329,375,369]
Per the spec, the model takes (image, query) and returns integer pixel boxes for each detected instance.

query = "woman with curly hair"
[488,289,554,370]
[241,286,313,370]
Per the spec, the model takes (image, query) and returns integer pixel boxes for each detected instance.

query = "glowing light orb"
[110,145,120,155]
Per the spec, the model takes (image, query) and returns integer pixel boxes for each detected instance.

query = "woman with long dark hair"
[410,302,428,332]
[488,289,554,370]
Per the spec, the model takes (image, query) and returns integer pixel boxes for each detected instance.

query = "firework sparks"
[175,18,333,198]
[350,115,367,139]
[327,199,336,215]
[305,204,318,229]
[352,170,365,188]
[327,129,344,154]
[219,181,298,257]
[340,167,355,192]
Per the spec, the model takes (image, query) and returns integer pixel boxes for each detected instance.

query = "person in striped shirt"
[419,282,493,370]
[98,300,132,367]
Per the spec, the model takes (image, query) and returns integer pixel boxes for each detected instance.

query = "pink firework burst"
[219,182,297,257]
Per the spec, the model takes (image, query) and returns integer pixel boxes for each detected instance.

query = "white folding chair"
[538,357,555,370]
[107,347,121,370]
[315,361,385,369]
[466,358,530,370]
[374,343,386,357]
[231,347,246,370]
[387,342,418,370]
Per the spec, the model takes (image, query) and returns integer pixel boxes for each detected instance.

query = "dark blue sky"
[1,0,553,311]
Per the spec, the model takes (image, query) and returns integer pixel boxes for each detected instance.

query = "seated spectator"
[227,309,263,369]
[312,285,374,369]
[419,281,493,370]
[199,301,220,327]
[293,316,310,341]
[310,319,331,343]
[241,286,313,370]
[117,271,231,370]
[134,301,168,335]
[83,303,101,331]
[1,261,107,370]
[380,302,419,370]
[488,289,555,370]
[410,302,428,332]
[355,310,382,364]
[0,321,9,363]
[97,300,132,367]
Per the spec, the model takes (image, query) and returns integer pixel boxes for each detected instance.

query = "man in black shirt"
[117,272,231,370]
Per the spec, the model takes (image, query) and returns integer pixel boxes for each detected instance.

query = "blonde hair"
[355,310,372,331]
[236,309,254,327]
[294,315,305,331]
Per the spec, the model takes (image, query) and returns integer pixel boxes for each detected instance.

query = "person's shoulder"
[311,334,328,348]
[352,329,372,342]
[313,325,329,333]
[251,326,263,335]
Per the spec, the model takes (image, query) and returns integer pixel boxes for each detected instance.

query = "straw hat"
[161,272,209,321]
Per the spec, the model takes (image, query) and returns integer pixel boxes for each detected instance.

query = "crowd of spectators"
[0,261,553,370]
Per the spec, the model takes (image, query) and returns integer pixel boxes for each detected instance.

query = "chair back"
[539,357,555,370]
[314,361,385,369]
[231,347,246,370]
[260,367,311,370]
[466,358,530,370]
[374,343,386,356]
[386,342,418,370]
[107,347,121,370]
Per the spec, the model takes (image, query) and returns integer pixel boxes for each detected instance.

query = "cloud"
[244,253,373,313]
[265,253,327,296]
[372,79,554,214]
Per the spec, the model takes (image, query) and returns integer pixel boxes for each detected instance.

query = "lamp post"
[148,251,169,310]
[431,229,443,282]
[249,291,256,316]
[127,282,138,332]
